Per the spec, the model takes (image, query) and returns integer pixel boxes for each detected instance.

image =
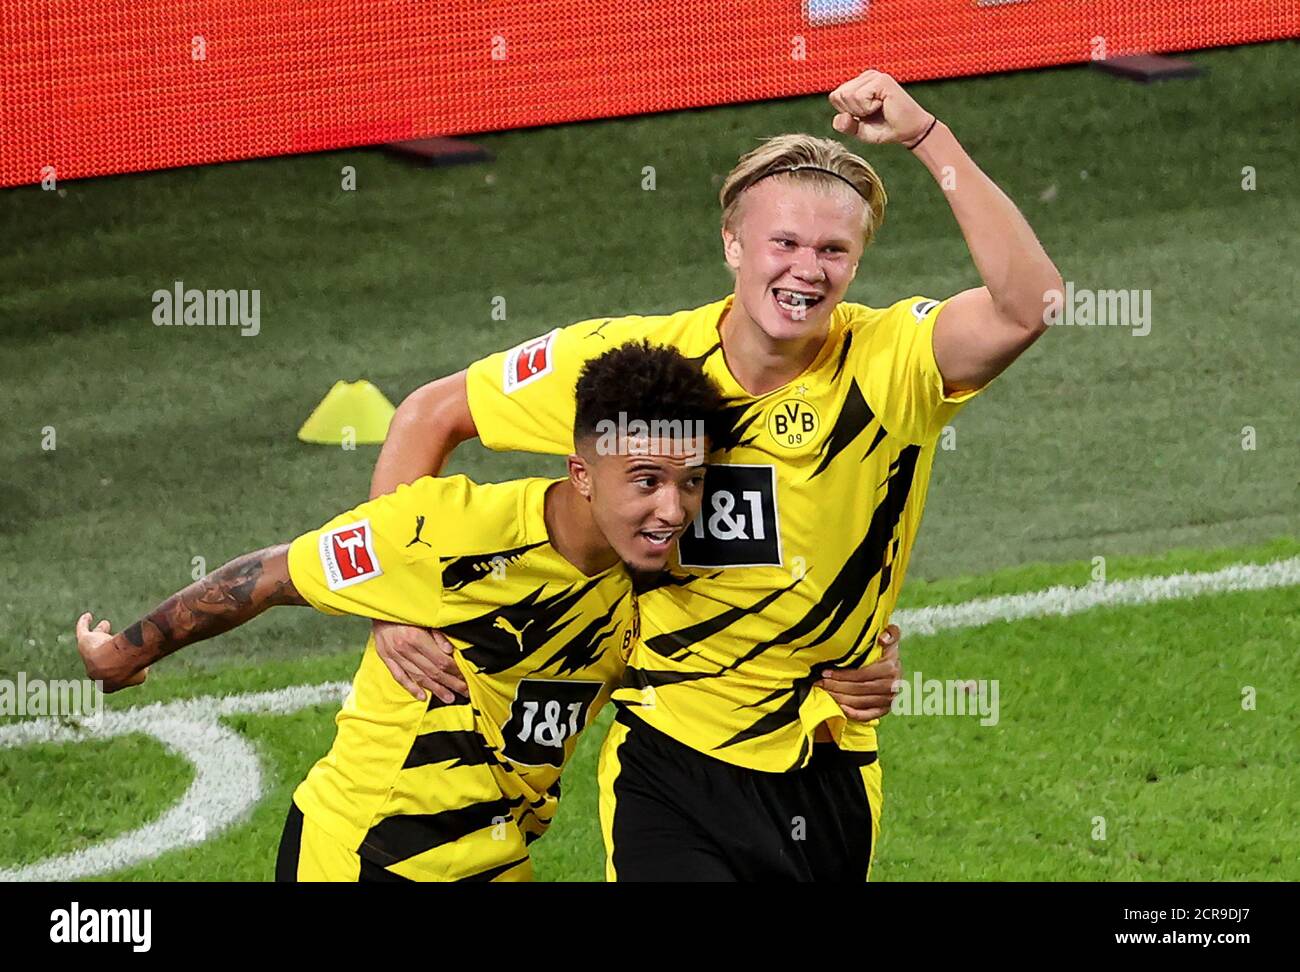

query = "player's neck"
[543,481,621,577]
[719,301,828,396]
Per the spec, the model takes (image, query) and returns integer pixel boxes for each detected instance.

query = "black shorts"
[274,801,412,883]
[597,706,883,882]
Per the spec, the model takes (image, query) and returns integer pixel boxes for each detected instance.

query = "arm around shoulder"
[370,369,478,500]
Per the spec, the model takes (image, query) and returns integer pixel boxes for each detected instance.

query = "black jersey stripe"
[837,534,903,666]
[442,575,608,674]
[530,592,627,676]
[634,569,709,593]
[681,340,722,371]
[440,541,547,592]
[360,797,514,864]
[829,329,853,383]
[734,680,797,710]
[819,606,882,673]
[682,341,722,368]
[713,684,805,751]
[723,445,922,672]
[711,398,764,452]
[809,378,876,480]
[641,577,799,660]
[456,855,532,882]
[507,795,555,833]
[357,857,415,882]
[621,665,719,690]
[859,423,889,463]
[402,729,493,770]
[425,690,471,712]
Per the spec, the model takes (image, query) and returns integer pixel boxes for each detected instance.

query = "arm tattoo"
[113,544,307,669]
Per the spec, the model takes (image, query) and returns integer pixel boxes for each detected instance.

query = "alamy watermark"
[594,412,707,466]
[50,902,151,951]
[890,671,1000,726]
[1,673,103,727]
[151,280,261,336]
[1043,281,1151,337]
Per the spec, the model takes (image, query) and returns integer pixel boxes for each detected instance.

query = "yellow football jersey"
[465,294,982,772]
[286,475,634,880]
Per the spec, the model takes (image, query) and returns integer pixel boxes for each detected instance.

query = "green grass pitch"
[0,42,1296,881]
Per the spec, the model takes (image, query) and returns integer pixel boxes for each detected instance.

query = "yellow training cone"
[297,380,396,445]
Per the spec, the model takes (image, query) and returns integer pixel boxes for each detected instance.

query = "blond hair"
[719,133,888,247]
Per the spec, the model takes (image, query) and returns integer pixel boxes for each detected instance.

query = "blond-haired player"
[367,70,1062,880]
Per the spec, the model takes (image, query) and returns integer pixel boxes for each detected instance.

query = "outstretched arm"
[76,544,306,692]
[830,70,1063,393]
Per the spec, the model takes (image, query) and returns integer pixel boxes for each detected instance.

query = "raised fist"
[829,70,933,146]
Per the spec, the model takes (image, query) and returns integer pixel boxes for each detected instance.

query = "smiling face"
[572,435,708,577]
[722,177,866,344]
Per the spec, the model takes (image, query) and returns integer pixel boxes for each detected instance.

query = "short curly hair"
[574,340,728,453]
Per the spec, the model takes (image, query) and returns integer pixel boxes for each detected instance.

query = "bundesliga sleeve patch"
[318,520,382,590]
[502,328,559,393]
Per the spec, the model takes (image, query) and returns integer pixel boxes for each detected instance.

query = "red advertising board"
[1,1,1294,187]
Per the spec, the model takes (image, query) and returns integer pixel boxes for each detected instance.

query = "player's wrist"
[92,635,148,686]
[903,114,939,151]
[908,120,960,177]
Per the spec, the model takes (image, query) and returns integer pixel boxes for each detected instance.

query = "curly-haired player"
[75,343,739,881]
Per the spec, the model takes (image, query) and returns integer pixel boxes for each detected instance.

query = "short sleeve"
[287,480,446,627]
[465,315,645,455]
[856,296,983,444]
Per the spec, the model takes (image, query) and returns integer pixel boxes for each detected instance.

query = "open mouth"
[639,529,676,551]
[772,287,825,315]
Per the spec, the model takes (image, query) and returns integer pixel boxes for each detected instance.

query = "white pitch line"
[3,557,1297,881]
[891,556,1300,636]
[0,682,349,883]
